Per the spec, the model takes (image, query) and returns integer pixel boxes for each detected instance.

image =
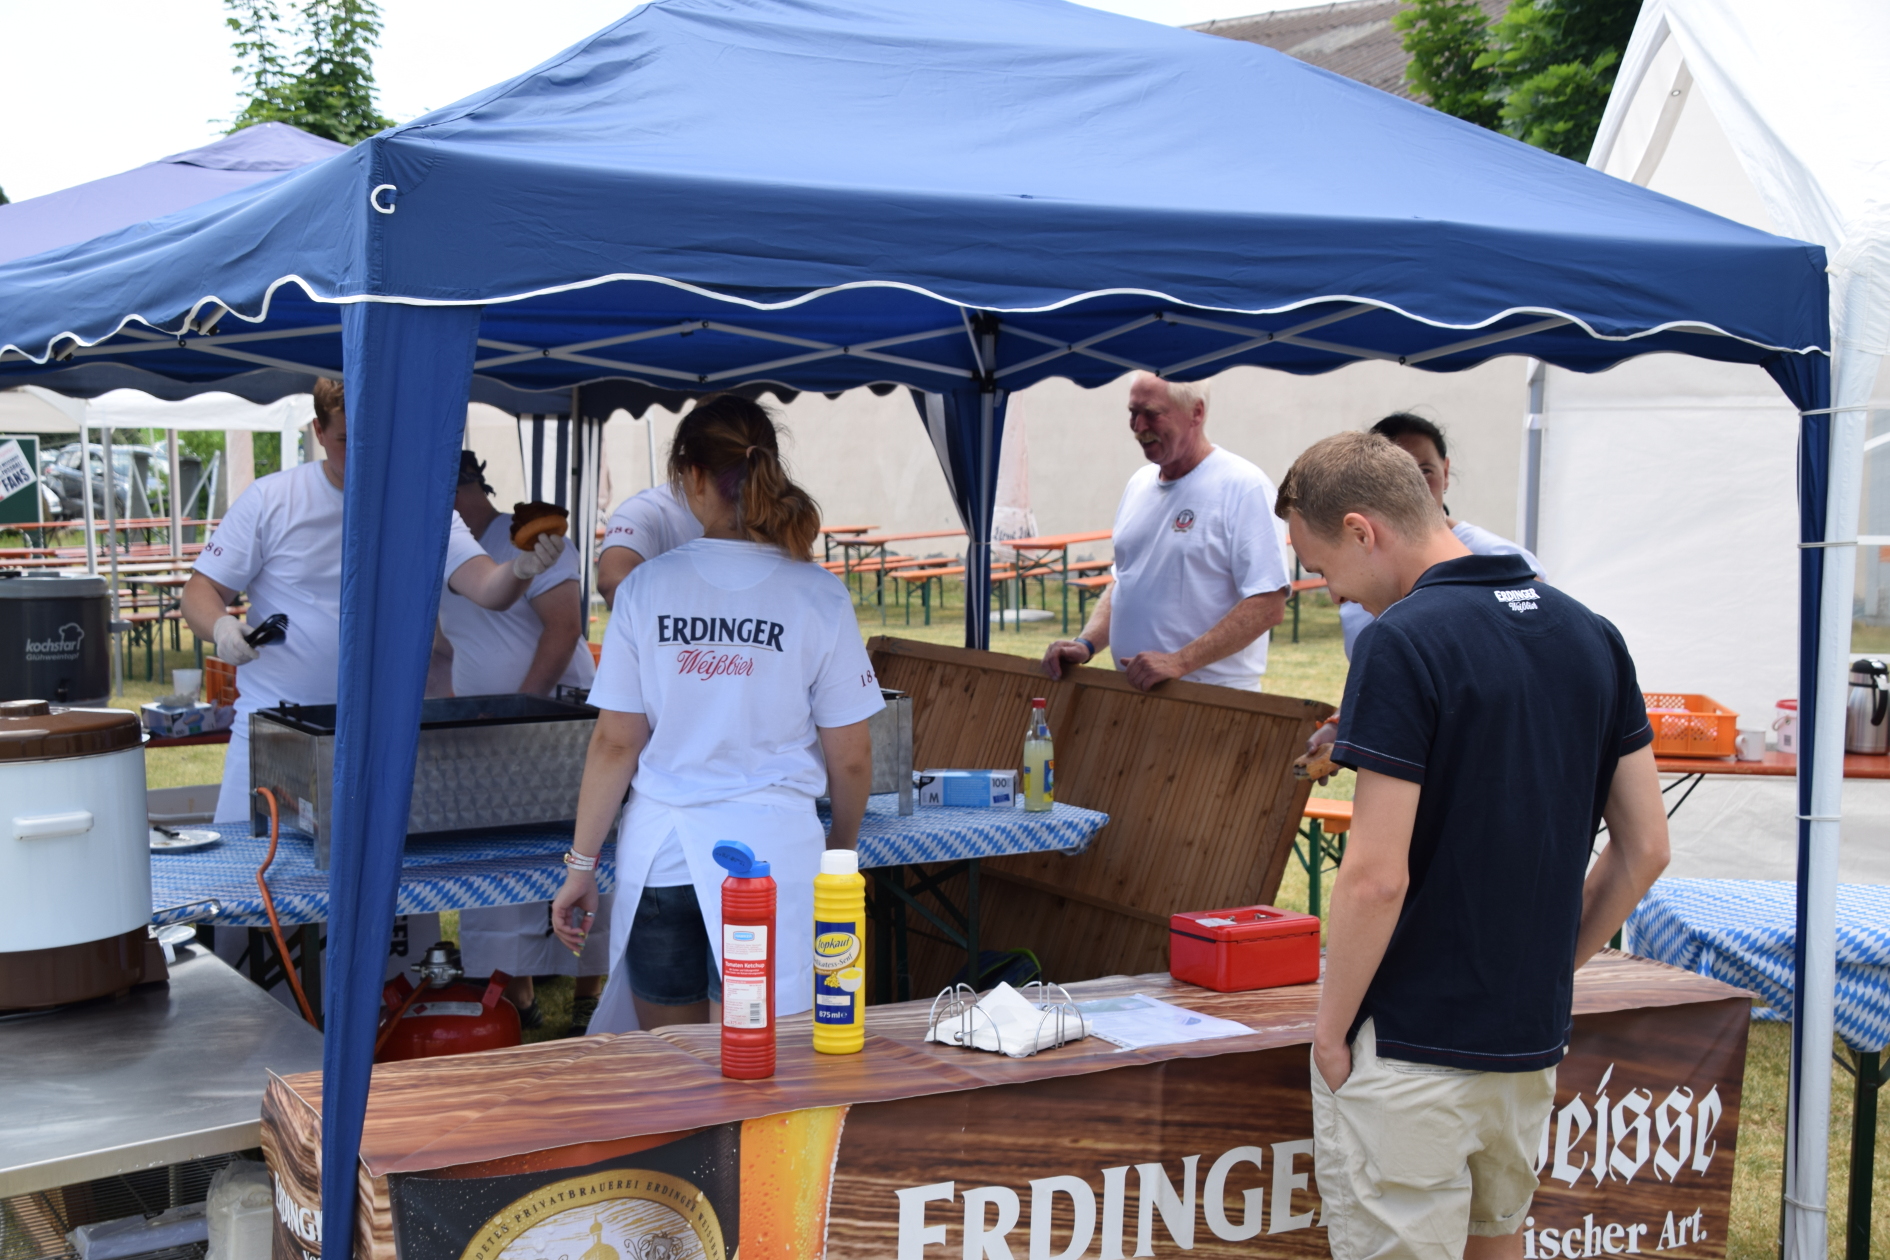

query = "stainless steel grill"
[249,695,597,869]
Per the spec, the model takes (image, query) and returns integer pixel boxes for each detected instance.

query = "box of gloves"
[140,701,236,739]
[914,769,1018,808]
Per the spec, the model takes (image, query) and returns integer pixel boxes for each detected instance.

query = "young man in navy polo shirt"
[1276,432,1670,1260]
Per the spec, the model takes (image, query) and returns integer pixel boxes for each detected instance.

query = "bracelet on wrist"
[563,849,599,872]
[1073,637,1097,662]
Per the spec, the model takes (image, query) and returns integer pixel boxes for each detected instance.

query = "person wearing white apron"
[551,395,881,1034]
[435,451,611,1031]
[180,381,567,998]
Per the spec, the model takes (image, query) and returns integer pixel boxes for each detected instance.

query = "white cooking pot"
[0,699,150,1007]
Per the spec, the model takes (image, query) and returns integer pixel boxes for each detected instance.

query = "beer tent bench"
[0,0,1835,1249]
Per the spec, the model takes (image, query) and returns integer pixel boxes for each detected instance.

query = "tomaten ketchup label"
[723,924,769,1028]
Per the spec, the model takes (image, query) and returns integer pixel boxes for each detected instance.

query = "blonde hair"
[669,395,821,561]
[1275,431,1445,541]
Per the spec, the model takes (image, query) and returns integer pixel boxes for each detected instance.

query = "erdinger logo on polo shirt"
[1172,509,1196,533]
[1495,588,1540,613]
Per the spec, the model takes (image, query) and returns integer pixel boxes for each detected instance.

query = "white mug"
[1735,729,1766,762]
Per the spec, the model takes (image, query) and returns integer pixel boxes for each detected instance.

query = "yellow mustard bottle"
[812,848,867,1054]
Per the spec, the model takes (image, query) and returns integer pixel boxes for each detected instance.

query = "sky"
[0,0,1306,204]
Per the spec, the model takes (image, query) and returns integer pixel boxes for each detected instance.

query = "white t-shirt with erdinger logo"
[1109,446,1291,690]
[589,537,885,809]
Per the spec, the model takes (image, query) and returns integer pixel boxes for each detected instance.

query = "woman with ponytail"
[552,395,883,1033]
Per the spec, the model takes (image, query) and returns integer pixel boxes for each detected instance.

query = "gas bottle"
[374,942,521,1062]
[714,840,776,1079]
[812,849,867,1055]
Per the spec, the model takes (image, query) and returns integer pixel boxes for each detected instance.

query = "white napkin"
[924,981,1090,1057]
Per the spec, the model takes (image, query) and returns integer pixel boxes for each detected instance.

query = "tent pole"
[80,417,97,576]
[1786,399,1868,1260]
[101,420,121,696]
[1520,361,1545,553]
[167,429,182,562]
[647,408,658,491]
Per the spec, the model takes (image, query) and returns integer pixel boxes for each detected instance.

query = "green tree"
[225,0,393,145]
[1396,0,1640,160]
[1393,0,1501,130]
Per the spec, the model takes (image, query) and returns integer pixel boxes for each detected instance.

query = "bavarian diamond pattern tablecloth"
[151,795,1108,928]
[1628,878,1890,1052]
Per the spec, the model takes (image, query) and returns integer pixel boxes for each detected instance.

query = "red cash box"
[1169,905,1321,992]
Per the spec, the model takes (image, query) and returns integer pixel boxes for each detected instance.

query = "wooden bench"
[1298,795,1351,920]
[887,562,1020,626]
[1069,572,1113,624]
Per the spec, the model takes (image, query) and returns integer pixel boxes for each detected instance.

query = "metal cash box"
[870,689,915,814]
[249,694,595,870]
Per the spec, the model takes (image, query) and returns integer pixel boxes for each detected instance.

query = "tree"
[1396,0,1641,161]
[224,0,393,145]
[1393,0,1500,131]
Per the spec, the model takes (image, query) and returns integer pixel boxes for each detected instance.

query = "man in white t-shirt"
[432,452,607,1032]
[595,481,703,609]
[1042,373,1290,691]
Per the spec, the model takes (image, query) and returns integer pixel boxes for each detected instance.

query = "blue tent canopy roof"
[0,123,345,268]
[0,0,1828,395]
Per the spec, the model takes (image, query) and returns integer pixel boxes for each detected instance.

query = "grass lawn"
[117,585,1886,1250]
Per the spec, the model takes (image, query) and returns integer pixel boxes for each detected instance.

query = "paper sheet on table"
[1075,993,1254,1049]
[924,981,1090,1057]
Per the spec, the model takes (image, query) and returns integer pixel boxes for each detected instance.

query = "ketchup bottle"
[713,840,776,1079]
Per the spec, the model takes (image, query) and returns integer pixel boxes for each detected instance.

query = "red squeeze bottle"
[713,840,776,1079]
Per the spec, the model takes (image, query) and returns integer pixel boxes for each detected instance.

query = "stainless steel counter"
[0,945,323,1197]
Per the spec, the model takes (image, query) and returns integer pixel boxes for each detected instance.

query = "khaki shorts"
[1312,1018,1556,1260]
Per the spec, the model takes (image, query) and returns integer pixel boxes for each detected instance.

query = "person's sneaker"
[515,998,545,1031]
[564,996,599,1037]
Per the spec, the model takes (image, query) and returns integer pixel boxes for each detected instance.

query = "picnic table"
[832,528,966,608]
[819,522,876,563]
[1655,751,1890,818]
[151,794,1110,1012]
[1005,529,1112,631]
[1630,878,1890,1257]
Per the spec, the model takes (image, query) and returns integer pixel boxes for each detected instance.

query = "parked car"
[42,443,168,520]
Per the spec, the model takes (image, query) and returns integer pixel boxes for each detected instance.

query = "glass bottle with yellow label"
[812,849,866,1054]
[1022,697,1054,812]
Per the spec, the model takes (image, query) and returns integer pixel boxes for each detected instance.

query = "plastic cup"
[171,668,203,701]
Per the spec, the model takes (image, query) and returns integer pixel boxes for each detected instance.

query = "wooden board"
[866,638,1331,990]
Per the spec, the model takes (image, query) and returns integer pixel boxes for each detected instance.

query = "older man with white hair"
[1043,373,1290,691]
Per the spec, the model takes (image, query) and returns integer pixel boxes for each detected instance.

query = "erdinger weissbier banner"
[262,980,1747,1260]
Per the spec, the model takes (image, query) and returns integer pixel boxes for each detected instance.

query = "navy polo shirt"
[1332,553,1651,1072]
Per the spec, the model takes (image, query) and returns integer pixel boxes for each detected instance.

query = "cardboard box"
[140,702,235,739]
[914,769,1017,808]
[1169,904,1321,992]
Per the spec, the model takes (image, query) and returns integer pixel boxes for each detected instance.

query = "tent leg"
[320,302,483,1260]
[1787,397,1867,1260]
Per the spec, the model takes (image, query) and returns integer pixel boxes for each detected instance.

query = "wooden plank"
[867,638,1328,990]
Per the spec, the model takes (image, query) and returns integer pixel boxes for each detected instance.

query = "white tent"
[1535,3,1890,1254]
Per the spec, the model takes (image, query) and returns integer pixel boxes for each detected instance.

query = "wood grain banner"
[826,998,1748,1260]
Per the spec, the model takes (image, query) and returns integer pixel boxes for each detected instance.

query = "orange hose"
[373,977,432,1058]
[253,787,319,1027]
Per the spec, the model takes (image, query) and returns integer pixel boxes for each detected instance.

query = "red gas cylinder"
[375,942,522,1062]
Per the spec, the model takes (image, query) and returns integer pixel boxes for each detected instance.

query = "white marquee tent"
[1533,2,1890,1254]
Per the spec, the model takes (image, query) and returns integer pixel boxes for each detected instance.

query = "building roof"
[1191,0,1507,102]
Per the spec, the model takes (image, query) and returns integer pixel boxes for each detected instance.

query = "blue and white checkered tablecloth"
[151,795,1109,928]
[1628,878,1890,1052]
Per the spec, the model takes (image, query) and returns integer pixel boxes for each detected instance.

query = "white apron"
[588,793,825,1036]
[460,894,615,978]
[213,716,254,824]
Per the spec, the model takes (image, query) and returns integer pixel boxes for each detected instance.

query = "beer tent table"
[0,0,1835,1252]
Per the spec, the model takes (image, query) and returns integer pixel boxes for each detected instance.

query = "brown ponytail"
[668,395,822,561]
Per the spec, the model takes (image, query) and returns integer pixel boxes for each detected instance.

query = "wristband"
[1073,637,1097,662]
[563,849,599,872]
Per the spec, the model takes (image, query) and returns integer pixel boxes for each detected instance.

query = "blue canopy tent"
[0,0,1837,1251]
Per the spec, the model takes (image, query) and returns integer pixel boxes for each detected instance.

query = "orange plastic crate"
[1643,692,1737,758]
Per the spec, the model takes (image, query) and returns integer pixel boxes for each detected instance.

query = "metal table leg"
[967,858,980,988]
[1846,1047,1886,1260]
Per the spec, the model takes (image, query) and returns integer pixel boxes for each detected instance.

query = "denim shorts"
[628,884,723,1006]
